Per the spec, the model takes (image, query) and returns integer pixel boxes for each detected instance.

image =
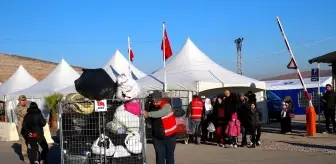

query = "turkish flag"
[129,48,134,62]
[161,29,173,61]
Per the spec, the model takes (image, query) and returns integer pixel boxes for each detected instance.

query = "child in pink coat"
[225,112,241,148]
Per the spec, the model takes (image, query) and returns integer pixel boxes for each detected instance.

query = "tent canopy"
[266,76,331,90]
[7,59,80,99]
[0,65,38,97]
[103,50,147,82]
[308,51,336,64]
[137,38,266,92]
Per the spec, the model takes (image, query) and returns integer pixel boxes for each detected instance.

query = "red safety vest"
[160,99,177,137]
[191,98,203,120]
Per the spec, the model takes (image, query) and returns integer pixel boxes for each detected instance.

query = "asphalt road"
[1,139,336,164]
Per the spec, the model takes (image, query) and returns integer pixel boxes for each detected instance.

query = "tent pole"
[317,63,321,132]
[128,36,132,77]
[196,81,199,95]
[208,70,224,87]
[163,22,167,92]
[3,95,6,122]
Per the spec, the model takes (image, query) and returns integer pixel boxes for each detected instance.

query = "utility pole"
[235,37,244,75]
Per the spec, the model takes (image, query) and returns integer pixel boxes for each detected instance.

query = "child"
[280,102,292,134]
[21,102,49,164]
[247,102,263,148]
[225,113,241,148]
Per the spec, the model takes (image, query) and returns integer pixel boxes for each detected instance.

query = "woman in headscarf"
[212,96,226,147]
[284,96,295,119]
[201,98,214,142]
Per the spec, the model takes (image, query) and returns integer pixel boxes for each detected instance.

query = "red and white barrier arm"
[276,16,313,107]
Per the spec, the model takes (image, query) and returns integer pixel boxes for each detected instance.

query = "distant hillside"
[0,53,84,83]
[261,69,331,81]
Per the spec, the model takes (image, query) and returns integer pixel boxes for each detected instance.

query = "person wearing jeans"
[153,136,176,164]
[144,91,177,164]
[187,95,204,144]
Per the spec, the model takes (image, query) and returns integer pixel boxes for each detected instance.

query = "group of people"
[12,84,335,164]
[187,90,263,148]
[15,95,49,164]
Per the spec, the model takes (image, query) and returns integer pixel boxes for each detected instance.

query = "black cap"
[152,91,166,100]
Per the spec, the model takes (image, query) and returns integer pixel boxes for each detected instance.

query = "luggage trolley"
[59,94,147,164]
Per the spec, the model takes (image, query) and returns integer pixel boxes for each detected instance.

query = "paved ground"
[1,122,336,164]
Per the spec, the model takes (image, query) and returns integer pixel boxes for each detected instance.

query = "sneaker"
[34,161,39,164]
[229,144,233,148]
[196,138,201,145]
[257,141,261,145]
[233,145,237,148]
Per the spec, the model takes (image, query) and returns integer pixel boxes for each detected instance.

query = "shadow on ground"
[11,143,23,161]
[280,141,336,151]
[11,142,61,164]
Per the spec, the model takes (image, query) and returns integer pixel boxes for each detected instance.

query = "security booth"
[309,50,336,131]
[309,51,336,89]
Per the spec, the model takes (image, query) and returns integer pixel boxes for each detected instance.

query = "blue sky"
[0,0,335,79]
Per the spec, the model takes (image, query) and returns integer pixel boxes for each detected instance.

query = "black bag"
[174,108,185,117]
[75,68,117,100]
[170,98,185,117]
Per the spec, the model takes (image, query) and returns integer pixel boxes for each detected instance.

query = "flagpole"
[128,36,131,76]
[163,21,167,92]
[276,16,312,107]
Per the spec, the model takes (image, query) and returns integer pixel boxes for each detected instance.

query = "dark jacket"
[212,97,225,126]
[223,93,239,124]
[21,106,46,140]
[237,99,249,127]
[322,91,336,110]
[148,100,175,139]
[246,93,257,105]
[247,108,263,127]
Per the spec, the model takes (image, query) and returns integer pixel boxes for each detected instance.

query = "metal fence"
[59,98,147,164]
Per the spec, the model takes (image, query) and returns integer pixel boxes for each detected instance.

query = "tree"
[44,93,63,131]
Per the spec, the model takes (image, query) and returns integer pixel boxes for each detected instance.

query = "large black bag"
[75,68,117,100]
[170,98,185,117]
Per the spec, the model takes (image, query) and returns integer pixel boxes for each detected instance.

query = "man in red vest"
[144,91,177,164]
[187,95,204,144]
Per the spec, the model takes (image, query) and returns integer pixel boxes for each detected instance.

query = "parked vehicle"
[266,90,283,122]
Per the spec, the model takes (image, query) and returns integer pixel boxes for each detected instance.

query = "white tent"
[137,38,266,92]
[266,76,332,90]
[103,50,147,82]
[7,59,80,99]
[58,85,77,94]
[0,65,38,99]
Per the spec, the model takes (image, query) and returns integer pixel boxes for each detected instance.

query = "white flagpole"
[128,36,131,76]
[163,22,167,92]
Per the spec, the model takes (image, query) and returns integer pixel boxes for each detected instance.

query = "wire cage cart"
[59,98,147,164]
